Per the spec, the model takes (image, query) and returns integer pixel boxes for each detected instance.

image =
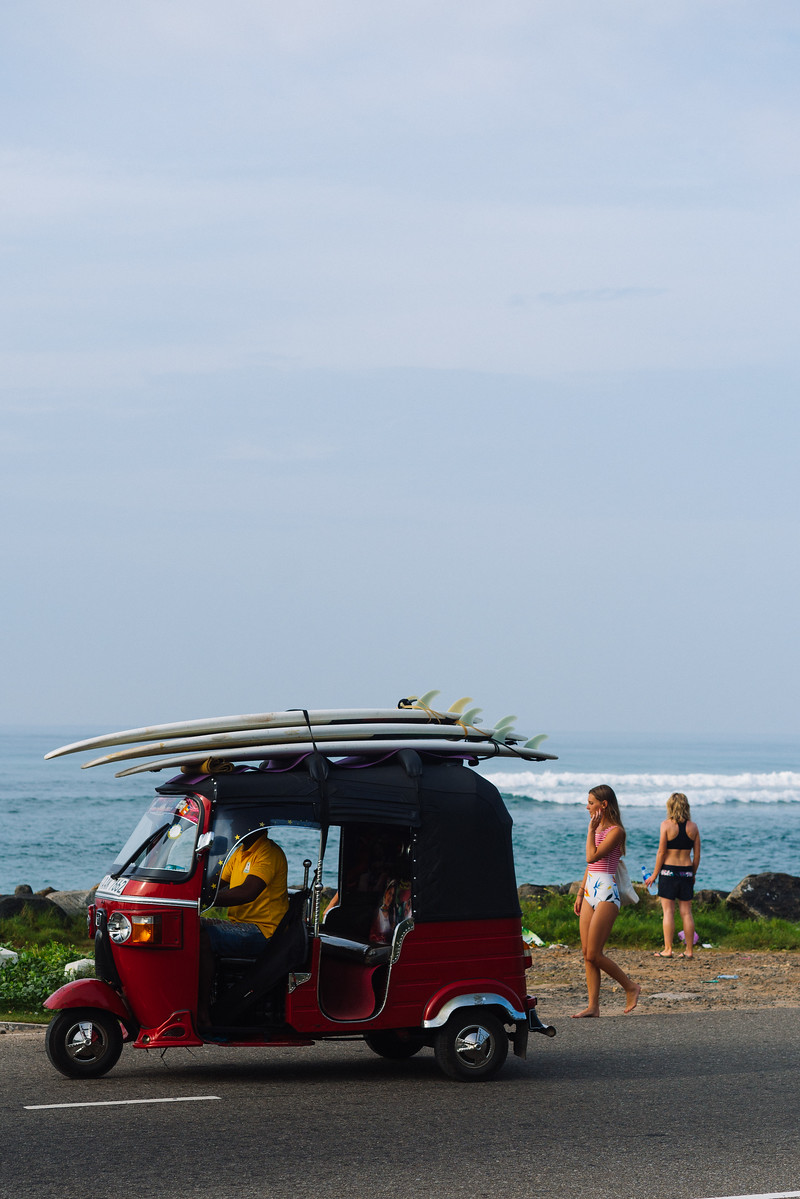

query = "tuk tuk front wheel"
[434,1009,508,1081]
[364,1030,426,1060]
[45,1008,123,1079]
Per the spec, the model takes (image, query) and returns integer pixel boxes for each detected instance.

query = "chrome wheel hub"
[65,1020,108,1064]
[454,1023,494,1068]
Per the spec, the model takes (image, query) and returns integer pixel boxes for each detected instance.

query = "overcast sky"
[1,1,798,738]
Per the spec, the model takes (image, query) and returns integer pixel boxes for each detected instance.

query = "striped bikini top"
[592,825,622,876]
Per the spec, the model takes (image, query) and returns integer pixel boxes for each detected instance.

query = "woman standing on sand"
[573,784,641,1018]
[645,792,701,959]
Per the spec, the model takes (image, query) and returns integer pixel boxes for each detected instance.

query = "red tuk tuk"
[44,740,556,1081]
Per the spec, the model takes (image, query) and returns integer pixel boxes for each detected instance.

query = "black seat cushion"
[319,933,392,967]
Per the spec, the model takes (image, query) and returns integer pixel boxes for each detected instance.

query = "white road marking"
[696,1192,800,1198]
[24,1095,220,1110]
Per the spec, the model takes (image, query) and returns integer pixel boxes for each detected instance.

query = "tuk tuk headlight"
[106,910,181,948]
[107,912,132,944]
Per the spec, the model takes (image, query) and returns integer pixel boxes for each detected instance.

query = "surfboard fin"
[524,734,549,751]
[447,697,473,714]
[459,707,483,728]
[493,715,518,736]
[414,690,441,709]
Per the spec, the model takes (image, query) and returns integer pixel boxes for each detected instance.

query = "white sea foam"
[484,770,800,806]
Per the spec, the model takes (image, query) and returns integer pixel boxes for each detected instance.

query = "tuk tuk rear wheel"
[364,1030,426,1059]
[45,1008,123,1079]
[434,1009,508,1081]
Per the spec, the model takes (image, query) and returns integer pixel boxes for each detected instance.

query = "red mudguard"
[44,978,132,1024]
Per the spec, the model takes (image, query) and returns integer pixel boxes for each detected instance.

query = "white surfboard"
[80,720,524,769]
[44,704,464,761]
[113,738,557,777]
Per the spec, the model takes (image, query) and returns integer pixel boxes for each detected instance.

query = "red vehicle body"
[44,749,555,1081]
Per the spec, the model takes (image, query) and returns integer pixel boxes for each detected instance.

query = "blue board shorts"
[203,918,268,956]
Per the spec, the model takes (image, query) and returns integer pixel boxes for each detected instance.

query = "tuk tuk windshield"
[112,795,201,882]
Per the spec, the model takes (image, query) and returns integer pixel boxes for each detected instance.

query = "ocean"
[2,728,799,897]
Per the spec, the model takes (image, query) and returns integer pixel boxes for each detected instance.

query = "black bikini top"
[666,819,693,850]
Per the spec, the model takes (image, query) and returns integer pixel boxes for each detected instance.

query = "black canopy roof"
[158,751,520,922]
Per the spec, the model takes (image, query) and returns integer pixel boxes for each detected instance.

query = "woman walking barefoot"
[572,785,641,1018]
[645,792,701,959]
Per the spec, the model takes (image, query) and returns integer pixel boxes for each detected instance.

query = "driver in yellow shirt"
[198,831,288,1027]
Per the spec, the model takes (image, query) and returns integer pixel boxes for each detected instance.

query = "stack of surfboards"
[45,691,555,777]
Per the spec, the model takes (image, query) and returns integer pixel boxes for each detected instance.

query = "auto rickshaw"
[44,721,556,1082]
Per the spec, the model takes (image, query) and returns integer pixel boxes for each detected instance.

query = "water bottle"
[641,866,653,892]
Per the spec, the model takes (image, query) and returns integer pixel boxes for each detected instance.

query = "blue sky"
[1,2,798,737]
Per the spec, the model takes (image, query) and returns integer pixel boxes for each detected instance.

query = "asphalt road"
[2,1009,799,1199]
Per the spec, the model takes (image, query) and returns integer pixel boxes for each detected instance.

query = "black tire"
[364,1029,426,1060]
[434,1009,509,1081]
[45,1008,124,1079]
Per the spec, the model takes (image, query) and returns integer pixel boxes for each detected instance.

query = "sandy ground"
[527,947,800,1017]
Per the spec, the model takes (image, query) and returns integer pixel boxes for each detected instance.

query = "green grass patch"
[0,906,92,952]
[716,917,800,951]
[0,942,89,1018]
[521,891,800,951]
[0,1009,50,1025]
[0,904,94,1020]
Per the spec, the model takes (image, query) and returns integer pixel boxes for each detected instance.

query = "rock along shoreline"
[522,872,800,922]
[2,871,800,923]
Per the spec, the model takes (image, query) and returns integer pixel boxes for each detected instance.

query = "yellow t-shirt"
[221,834,289,939]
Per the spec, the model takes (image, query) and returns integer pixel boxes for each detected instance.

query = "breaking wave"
[484,770,800,807]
